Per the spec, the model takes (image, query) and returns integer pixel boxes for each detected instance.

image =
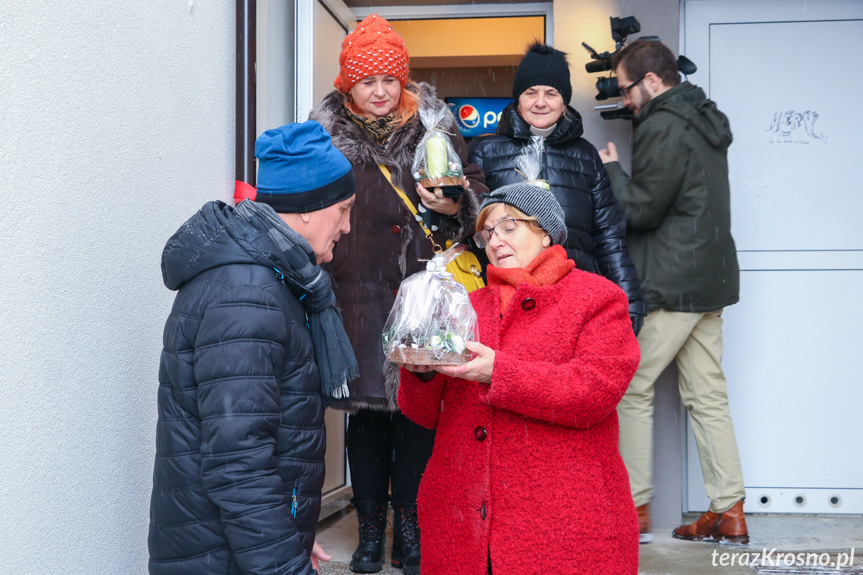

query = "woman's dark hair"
[612,39,680,87]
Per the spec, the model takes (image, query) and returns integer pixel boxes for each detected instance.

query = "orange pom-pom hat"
[334,14,410,92]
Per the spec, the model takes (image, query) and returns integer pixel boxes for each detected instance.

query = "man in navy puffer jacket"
[149,121,358,575]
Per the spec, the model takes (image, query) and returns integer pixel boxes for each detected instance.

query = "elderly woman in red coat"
[398,182,641,575]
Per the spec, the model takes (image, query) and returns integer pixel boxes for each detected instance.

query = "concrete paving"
[315,508,863,574]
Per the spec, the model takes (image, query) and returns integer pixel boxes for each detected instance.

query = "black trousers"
[346,409,435,507]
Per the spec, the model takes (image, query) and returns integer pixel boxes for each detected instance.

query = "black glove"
[630,313,643,337]
[418,186,463,231]
[438,185,465,202]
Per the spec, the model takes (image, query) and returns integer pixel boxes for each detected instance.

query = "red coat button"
[480,502,487,520]
[474,426,487,441]
[521,298,536,311]
[391,225,401,235]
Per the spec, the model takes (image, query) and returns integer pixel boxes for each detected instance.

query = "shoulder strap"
[378,164,439,248]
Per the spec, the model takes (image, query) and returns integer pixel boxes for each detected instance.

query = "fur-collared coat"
[398,269,641,575]
[309,83,488,412]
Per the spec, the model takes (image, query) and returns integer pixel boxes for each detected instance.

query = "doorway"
[256,0,556,520]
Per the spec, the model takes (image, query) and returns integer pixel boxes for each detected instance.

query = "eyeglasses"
[618,75,645,97]
[473,219,529,249]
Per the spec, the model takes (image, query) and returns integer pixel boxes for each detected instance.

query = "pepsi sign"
[446,97,511,139]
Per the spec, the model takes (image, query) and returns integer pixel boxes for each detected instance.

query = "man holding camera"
[599,39,748,545]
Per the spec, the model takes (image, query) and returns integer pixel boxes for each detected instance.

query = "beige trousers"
[617,309,745,513]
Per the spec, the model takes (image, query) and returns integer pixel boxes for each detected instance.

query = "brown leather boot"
[672,500,749,544]
[637,504,653,544]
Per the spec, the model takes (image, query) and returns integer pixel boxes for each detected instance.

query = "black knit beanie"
[512,42,572,104]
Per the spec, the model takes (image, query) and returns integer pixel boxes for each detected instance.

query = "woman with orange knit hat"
[309,14,488,575]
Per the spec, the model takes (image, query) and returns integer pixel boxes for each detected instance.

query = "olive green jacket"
[605,82,739,313]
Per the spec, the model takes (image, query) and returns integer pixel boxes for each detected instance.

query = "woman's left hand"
[436,340,495,384]
[416,182,462,216]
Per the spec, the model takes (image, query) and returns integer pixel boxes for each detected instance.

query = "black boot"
[391,505,421,574]
[350,500,388,573]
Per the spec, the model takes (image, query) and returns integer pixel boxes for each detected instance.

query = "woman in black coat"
[468,42,645,332]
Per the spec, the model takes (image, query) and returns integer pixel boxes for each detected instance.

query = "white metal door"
[295,0,355,122]
[256,0,355,512]
[295,0,356,505]
[682,0,863,514]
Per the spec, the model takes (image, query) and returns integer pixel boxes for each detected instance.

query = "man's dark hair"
[613,39,680,87]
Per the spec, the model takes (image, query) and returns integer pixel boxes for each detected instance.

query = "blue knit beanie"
[254,121,355,213]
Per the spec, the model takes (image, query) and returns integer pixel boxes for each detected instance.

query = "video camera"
[582,16,696,120]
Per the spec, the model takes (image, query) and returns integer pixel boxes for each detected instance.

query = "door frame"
[352,2,554,46]
[295,0,356,123]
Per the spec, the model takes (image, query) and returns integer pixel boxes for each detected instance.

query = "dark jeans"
[346,409,435,507]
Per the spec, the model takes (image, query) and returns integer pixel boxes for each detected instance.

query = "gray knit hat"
[480,183,567,246]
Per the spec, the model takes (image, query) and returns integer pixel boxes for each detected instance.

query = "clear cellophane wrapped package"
[411,106,464,188]
[516,135,551,190]
[383,245,478,366]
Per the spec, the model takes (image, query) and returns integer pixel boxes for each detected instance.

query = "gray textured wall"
[557,0,681,166]
[556,0,685,530]
[0,2,235,572]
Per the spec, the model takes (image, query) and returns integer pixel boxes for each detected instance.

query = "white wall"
[0,2,235,573]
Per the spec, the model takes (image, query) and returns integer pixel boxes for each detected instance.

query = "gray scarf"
[235,200,358,400]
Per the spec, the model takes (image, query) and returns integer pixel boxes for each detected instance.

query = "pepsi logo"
[457,105,480,130]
